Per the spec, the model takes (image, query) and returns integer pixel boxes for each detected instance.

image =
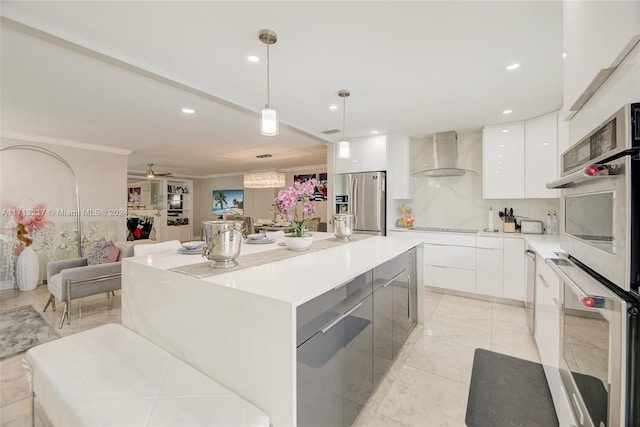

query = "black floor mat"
[465,348,558,427]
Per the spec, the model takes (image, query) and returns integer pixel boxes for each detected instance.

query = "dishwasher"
[524,249,536,335]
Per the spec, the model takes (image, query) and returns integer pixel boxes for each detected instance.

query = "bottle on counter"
[551,210,558,235]
[546,210,552,235]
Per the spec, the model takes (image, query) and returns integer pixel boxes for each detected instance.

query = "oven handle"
[545,258,610,309]
[546,147,638,189]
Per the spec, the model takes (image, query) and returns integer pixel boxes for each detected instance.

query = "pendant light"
[259,29,278,136]
[338,89,351,159]
[243,154,285,188]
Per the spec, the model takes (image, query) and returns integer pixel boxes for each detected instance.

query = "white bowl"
[182,241,205,250]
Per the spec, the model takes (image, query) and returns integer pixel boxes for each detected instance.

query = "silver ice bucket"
[330,214,355,242]
[202,220,244,268]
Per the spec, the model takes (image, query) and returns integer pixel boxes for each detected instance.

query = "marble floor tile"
[367,411,408,427]
[431,294,493,326]
[404,336,476,385]
[491,329,541,363]
[377,365,468,427]
[422,315,493,349]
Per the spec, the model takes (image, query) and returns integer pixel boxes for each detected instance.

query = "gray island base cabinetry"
[122,233,424,427]
[296,249,417,427]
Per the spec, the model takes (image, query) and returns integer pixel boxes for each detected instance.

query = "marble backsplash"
[400,130,560,231]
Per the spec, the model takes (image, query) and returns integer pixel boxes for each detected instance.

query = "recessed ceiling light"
[542,142,550,146]
[329,105,338,111]
[502,109,513,115]
[501,129,509,133]
[181,108,195,114]
[352,160,359,163]
[247,55,259,63]
[371,130,379,134]
[498,154,504,158]
[499,144,505,147]
[505,63,520,71]
[562,52,567,59]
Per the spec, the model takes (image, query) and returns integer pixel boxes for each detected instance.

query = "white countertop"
[389,227,562,258]
[124,231,424,307]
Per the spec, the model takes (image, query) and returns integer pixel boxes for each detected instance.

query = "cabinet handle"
[525,250,536,259]
[538,274,550,288]
[407,274,411,318]
[382,269,407,288]
[429,264,448,269]
[552,297,562,311]
[333,278,355,291]
[320,302,364,334]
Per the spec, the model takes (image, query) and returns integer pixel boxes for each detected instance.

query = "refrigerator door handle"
[352,176,358,227]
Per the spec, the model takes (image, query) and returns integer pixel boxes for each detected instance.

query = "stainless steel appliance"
[335,172,386,236]
[546,102,640,427]
[520,220,544,235]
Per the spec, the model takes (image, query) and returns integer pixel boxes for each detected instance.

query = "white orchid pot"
[283,234,313,251]
[16,246,39,291]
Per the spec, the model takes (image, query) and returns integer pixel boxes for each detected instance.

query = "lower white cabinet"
[393,231,526,301]
[476,237,504,298]
[503,238,525,301]
[424,233,476,293]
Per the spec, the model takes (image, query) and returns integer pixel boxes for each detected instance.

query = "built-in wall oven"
[547,103,640,427]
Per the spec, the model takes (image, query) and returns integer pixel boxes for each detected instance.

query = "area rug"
[0,305,60,359]
[465,348,558,427]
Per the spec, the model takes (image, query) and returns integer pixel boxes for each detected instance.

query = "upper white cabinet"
[563,1,640,116]
[483,112,559,199]
[391,137,412,199]
[335,135,387,174]
[524,113,559,199]
[483,122,525,199]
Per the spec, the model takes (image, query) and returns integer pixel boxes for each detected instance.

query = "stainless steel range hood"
[412,130,476,177]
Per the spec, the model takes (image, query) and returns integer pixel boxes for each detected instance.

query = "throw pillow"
[87,237,119,265]
[107,243,120,262]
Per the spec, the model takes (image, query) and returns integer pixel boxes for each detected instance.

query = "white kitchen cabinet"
[524,113,559,198]
[391,137,412,199]
[484,113,560,199]
[335,135,387,174]
[563,0,640,116]
[424,233,476,293]
[503,238,525,301]
[476,237,504,298]
[483,122,525,199]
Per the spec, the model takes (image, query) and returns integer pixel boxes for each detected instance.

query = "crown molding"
[1,131,132,155]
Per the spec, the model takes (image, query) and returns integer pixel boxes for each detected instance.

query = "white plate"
[178,248,203,255]
[245,238,275,245]
[182,241,205,250]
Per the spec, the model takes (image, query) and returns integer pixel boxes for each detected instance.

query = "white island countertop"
[122,232,425,427]
[125,231,424,306]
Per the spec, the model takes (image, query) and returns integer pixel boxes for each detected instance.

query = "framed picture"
[212,189,244,215]
[293,173,316,183]
[128,187,141,203]
[317,173,328,201]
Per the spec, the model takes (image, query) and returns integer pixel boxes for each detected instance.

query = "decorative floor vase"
[283,235,313,251]
[16,246,39,291]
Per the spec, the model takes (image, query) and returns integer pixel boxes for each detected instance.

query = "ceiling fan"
[145,163,173,178]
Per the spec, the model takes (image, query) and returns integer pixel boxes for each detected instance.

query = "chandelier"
[243,154,285,188]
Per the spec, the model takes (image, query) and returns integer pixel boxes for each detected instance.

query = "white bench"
[24,323,269,426]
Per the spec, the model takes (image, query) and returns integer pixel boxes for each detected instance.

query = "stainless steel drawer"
[372,252,409,292]
[296,271,372,347]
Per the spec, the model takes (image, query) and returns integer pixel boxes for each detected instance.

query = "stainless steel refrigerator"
[335,171,386,236]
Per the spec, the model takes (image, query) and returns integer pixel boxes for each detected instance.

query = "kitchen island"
[121,232,424,426]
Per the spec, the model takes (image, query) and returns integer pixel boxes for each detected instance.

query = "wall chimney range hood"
[412,130,476,177]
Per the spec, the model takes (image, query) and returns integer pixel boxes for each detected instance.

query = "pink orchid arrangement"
[273,179,316,237]
[2,202,51,255]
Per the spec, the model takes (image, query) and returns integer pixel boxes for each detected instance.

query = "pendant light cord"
[342,94,347,140]
[266,43,271,106]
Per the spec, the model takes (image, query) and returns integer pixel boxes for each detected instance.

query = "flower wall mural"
[0,199,117,285]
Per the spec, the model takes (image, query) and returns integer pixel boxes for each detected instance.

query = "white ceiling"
[0,1,563,178]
